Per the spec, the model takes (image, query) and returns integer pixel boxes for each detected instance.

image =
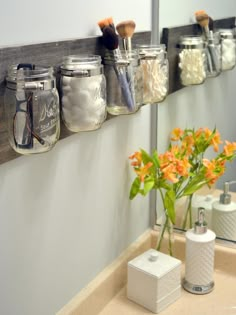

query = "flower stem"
[156,215,168,252]
[167,217,173,256]
[181,194,193,230]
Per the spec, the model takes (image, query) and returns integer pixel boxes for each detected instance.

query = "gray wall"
[0,1,152,315]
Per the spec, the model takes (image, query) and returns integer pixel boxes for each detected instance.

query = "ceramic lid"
[128,249,181,278]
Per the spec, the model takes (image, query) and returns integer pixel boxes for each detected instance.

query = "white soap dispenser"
[212,181,236,240]
[191,194,217,229]
[183,207,216,294]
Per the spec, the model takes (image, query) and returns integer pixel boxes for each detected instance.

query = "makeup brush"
[116,20,136,52]
[195,11,220,75]
[98,17,135,111]
[195,10,210,37]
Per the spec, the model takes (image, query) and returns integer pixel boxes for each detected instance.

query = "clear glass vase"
[181,194,194,230]
[156,209,175,256]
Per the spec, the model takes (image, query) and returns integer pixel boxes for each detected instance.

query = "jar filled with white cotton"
[218,29,236,71]
[60,55,107,132]
[178,35,207,86]
[137,44,169,105]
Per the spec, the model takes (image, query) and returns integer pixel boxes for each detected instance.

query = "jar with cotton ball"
[218,29,236,71]
[178,35,207,86]
[137,44,169,105]
[60,55,107,132]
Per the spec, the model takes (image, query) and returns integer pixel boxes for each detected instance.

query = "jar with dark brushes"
[103,50,143,115]
[4,64,60,155]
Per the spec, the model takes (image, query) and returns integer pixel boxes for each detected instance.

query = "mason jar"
[103,50,142,115]
[178,35,207,86]
[137,44,169,104]
[206,31,222,77]
[218,29,236,71]
[4,64,60,155]
[60,55,107,132]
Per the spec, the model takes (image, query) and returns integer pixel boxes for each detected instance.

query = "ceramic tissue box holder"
[127,249,182,313]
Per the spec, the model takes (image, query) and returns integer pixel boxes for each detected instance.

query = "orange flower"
[181,135,194,155]
[129,151,142,166]
[223,141,236,157]
[161,163,179,183]
[195,127,204,139]
[203,158,226,185]
[204,127,212,139]
[135,162,153,182]
[171,128,184,141]
[175,158,191,177]
[210,130,222,152]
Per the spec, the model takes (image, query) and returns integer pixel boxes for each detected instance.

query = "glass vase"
[156,209,175,256]
[181,194,194,230]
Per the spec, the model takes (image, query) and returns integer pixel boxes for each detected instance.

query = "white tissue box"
[127,249,182,314]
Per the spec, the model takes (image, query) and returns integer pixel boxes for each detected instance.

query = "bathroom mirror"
[153,0,236,245]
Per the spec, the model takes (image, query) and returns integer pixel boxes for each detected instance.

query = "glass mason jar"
[103,50,142,115]
[178,35,207,86]
[137,44,169,104]
[218,29,236,71]
[4,64,60,155]
[206,31,222,78]
[60,55,107,132]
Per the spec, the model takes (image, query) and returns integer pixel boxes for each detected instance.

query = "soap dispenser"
[183,207,216,294]
[212,181,236,240]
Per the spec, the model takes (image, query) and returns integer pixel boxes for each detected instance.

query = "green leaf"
[129,177,141,200]
[152,150,160,168]
[140,149,153,164]
[144,178,155,195]
[164,190,176,224]
[182,175,207,196]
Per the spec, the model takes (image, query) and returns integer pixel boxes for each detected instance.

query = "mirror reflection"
[153,2,236,245]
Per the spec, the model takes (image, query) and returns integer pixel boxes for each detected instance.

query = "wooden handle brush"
[116,20,136,52]
[98,17,135,111]
[195,10,210,37]
[195,10,220,74]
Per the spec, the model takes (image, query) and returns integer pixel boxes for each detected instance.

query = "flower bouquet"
[129,127,236,255]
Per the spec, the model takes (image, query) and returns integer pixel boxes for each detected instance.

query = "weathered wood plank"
[0,32,151,165]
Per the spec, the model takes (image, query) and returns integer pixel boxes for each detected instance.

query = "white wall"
[0,0,151,46]
[0,1,152,315]
[158,0,236,192]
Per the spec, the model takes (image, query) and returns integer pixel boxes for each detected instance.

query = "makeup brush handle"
[202,26,210,40]
[114,66,135,111]
[206,49,213,73]
[208,45,220,72]
[122,38,132,52]
[207,31,220,72]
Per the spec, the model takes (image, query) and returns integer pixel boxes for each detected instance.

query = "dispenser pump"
[219,181,236,204]
[194,207,207,234]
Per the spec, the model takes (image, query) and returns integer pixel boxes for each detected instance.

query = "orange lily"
[135,161,153,182]
[129,151,142,166]
[223,141,236,157]
[170,128,184,141]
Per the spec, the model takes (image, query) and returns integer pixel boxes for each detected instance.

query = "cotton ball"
[61,74,107,131]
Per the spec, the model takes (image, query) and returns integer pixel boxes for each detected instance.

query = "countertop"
[98,234,236,315]
[98,268,236,315]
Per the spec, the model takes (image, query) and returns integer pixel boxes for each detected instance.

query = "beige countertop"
[98,233,236,315]
[58,230,236,315]
[98,268,236,315]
